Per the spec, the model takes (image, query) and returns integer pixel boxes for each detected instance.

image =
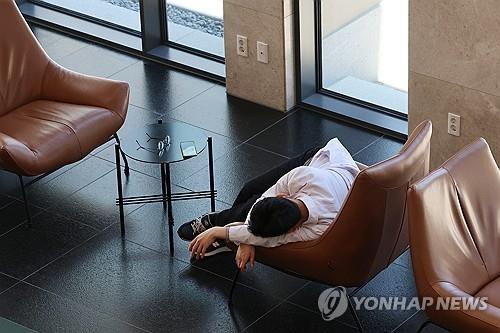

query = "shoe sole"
[202,246,232,257]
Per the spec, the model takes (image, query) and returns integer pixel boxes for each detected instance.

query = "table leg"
[160,163,167,210]
[115,144,125,236]
[208,137,216,212]
[165,163,174,255]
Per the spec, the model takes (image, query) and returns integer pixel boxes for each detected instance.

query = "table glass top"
[120,121,208,164]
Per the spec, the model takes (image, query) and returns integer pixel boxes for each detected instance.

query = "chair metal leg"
[114,134,130,177]
[228,268,240,305]
[115,144,125,236]
[165,163,175,256]
[347,295,363,332]
[18,175,32,227]
[207,137,216,212]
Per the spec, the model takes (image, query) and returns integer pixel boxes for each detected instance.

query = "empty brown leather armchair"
[229,120,432,330]
[408,138,500,333]
[0,0,130,223]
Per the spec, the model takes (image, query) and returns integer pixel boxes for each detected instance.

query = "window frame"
[18,0,225,82]
[295,0,408,139]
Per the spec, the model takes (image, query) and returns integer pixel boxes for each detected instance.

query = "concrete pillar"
[410,0,500,167]
[223,0,295,111]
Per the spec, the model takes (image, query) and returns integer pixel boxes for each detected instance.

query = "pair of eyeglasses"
[136,133,171,157]
[145,132,170,145]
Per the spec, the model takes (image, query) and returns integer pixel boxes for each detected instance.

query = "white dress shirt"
[227,138,359,247]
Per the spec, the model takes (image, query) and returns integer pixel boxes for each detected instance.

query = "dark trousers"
[212,146,321,226]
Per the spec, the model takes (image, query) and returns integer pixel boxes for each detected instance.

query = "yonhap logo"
[317,286,349,321]
[317,286,489,321]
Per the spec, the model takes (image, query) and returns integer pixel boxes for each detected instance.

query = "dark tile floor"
[0,26,447,333]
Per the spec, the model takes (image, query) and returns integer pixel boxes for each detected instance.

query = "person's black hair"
[248,197,301,237]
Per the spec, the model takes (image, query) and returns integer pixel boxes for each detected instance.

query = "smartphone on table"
[180,141,197,158]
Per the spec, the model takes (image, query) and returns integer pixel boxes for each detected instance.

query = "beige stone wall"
[223,0,295,111]
[409,0,500,168]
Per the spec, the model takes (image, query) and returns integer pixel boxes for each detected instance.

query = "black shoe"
[177,212,217,241]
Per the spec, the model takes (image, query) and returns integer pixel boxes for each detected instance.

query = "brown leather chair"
[408,138,500,333]
[0,0,130,223]
[228,120,432,330]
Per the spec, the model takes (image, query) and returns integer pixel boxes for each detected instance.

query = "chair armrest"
[425,281,500,333]
[41,61,130,122]
[0,133,35,174]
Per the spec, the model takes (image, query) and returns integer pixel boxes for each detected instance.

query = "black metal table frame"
[114,137,217,255]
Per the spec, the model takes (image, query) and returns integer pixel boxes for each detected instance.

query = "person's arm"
[228,222,327,247]
[235,244,255,272]
[189,226,226,258]
[188,219,327,257]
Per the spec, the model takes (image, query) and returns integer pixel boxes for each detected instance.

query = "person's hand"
[235,244,255,272]
[189,227,224,259]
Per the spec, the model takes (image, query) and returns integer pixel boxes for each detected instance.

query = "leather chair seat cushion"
[476,276,500,308]
[0,100,122,175]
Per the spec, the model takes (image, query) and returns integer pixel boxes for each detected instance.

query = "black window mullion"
[140,0,163,52]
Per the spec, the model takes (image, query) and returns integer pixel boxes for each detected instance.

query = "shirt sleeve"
[294,194,318,224]
[227,222,328,247]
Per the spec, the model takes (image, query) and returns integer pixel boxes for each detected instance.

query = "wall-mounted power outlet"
[236,35,248,57]
[448,113,461,137]
[257,41,269,64]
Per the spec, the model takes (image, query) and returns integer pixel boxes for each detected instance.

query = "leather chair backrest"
[409,138,500,296]
[318,120,432,285]
[0,0,50,115]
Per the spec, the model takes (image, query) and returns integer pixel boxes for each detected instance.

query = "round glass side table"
[114,120,217,255]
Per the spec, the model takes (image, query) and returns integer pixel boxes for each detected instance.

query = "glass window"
[166,0,224,58]
[36,0,141,32]
[321,0,408,114]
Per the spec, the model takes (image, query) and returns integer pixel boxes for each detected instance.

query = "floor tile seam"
[66,155,233,209]
[282,298,360,331]
[175,139,292,191]
[45,209,107,233]
[128,102,250,145]
[239,278,317,332]
[18,221,119,282]
[3,156,91,203]
[0,195,20,210]
[90,141,114,156]
[31,155,94,187]
[52,43,91,62]
[239,297,296,332]
[123,81,217,118]
[105,59,142,78]
[352,135,385,158]
[240,142,291,159]
[273,280,363,331]
[239,108,299,147]
[0,280,23,298]
[0,208,47,238]
[77,203,147,234]
[0,271,22,281]
[390,310,424,333]
[164,182,234,206]
[177,261,301,302]
[28,164,116,213]
[47,167,117,205]
[20,280,152,333]
[6,176,147,238]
